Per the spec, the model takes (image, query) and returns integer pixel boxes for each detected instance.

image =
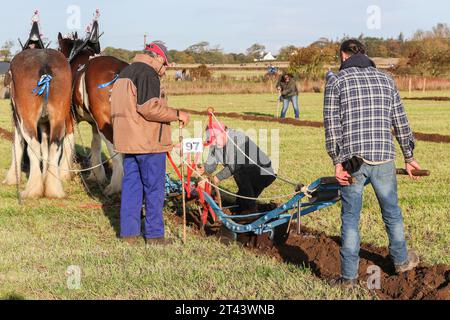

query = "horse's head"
[58,32,82,58]
[59,16,102,63]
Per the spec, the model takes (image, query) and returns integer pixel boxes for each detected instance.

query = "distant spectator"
[267,64,277,75]
[175,69,187,81]
[277,73,299,119]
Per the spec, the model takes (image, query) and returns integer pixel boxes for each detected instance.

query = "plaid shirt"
[324,67,415,166]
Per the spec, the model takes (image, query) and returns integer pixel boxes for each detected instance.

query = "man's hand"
[197,179,206,190]
[178,111,190,128]
[196,166,205,176]
[335,163,352,186]
[405,160,421,180]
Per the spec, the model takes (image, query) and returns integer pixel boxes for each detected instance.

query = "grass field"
[0,91,449,300]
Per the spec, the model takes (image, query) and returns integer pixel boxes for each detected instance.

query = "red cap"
[144,42,169,66]
[206,121,226,144]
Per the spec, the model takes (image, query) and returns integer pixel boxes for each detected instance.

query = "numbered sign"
[183,138,204,154]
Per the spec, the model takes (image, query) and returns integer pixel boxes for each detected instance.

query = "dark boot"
[329,277,358,289]
[145,237,174,246]
[395,250,420,274]
[121,236,141,245]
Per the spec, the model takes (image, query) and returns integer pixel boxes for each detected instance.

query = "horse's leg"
[21,130,44,199]
[86,124,107,183]
[45,139,65,199]
[40,123,49,178]
[44,110,66,199]
[2,126,24,185]
[60,115,75,181]
[102,133,123,196]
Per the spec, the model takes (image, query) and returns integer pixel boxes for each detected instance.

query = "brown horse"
[58,22,129,195]
[3,48,72,198]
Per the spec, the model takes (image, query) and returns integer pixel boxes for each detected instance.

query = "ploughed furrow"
[180,108,450,143]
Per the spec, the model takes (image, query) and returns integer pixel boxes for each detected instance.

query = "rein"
[97,74,119,89]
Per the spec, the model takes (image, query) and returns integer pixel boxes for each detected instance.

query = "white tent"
[261,52,276,61]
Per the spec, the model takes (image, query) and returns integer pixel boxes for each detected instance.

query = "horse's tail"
[35,63,53,119]
[39,63,53,79]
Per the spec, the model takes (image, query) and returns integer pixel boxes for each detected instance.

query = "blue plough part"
[32,74,53,100]
[165,174,183,196]
[164,173,355,239]
[165,174,196,196]
[202,177,341,237]
[97,74,119,89]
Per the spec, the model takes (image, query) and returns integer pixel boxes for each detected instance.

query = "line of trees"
[103,41,267,65]
[0,40,14,61]
[3,23,447,78]
[287,23,450,78]
[100,23,450,79]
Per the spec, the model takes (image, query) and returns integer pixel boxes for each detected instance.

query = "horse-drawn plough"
[163,109,431,245]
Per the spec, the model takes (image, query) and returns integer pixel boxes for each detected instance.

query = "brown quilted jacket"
[111,54,179,154]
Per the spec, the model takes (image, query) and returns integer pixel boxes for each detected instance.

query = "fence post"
[422,77,426,93]
[408,77,412,97]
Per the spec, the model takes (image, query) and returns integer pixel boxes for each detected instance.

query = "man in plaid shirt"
[324,39,422,287]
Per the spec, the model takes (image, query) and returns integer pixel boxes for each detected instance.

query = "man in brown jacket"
[111,41,189,245]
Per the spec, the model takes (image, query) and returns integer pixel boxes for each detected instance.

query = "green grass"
[169,91,450,135]
[170,93,450,265]
[0,90,449,300]
[0,99,368,300]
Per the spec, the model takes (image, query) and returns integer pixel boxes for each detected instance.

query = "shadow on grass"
[74,146,121,238]
[1,292,26,300]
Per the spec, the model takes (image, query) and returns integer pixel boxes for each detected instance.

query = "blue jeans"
[281,95,299,119]
[120,153,166,239]
[340,161,408,280]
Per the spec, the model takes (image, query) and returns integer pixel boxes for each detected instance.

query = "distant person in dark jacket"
[277,73,299,119]
[197,122,276,213]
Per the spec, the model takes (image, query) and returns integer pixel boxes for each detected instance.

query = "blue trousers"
[120,153,166,239]
[340,161,408,279]
[281,95,299,119]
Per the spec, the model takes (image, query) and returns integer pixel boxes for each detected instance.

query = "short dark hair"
[340,39,366,56]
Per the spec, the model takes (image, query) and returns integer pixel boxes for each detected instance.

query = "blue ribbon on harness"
[32,75,53,100]
[97,74,119,89]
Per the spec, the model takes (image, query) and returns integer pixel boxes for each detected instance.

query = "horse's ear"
[58,32,63,42]
[75,32,78,39]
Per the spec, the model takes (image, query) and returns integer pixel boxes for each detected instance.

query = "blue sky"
[1,0,449,54]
